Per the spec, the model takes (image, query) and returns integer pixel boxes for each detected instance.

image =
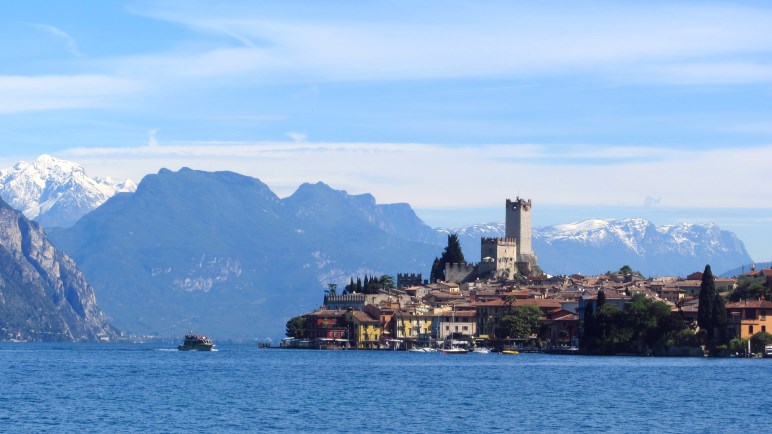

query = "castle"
[445,197,539,282]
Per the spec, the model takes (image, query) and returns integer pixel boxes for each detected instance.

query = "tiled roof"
[726,300,772,309]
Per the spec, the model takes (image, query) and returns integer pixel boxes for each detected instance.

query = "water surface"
[1,344,769,433]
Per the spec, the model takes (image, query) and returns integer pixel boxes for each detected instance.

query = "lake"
[1,343,769,433]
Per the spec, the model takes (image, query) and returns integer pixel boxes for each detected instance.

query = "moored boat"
[178,333,216,351]
[442,347,468,354]
[502,349,520,355]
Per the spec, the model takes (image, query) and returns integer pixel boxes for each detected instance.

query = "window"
[463,326,468,331]
[763,326,766,333]
[749,325,754,335]
[445,326,449,331]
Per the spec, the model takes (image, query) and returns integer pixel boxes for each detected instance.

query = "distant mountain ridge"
[48,169,438,339]
[41,165,755,338]
[0,155,136,228]
[0,197,116,341]
[442,218,751,277]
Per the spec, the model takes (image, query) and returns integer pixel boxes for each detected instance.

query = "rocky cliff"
[0,198,116,341]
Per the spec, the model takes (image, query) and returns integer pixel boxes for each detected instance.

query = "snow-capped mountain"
[0,155,136,228]
[441,218,752,277]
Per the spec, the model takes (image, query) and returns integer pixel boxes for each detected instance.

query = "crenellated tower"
[505,197,538,274]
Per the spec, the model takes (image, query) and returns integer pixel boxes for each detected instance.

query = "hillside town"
[284,198,772,357]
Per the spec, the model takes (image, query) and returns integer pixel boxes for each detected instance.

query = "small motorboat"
[502,349,520,355]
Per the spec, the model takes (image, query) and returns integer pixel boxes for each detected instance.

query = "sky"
[0,0,770,260]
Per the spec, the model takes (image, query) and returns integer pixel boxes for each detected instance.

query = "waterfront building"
[725,300,772,338]
[345,310,381,349]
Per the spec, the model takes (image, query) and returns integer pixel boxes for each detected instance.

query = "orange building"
[725,300,772,338]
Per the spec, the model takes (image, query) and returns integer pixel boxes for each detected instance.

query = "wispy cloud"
[61,141,772,210]
[0,75,142,113]
[121,2,772,85]
[30,23,83,57]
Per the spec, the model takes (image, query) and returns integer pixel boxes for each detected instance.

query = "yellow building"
[346,310,381,349]
[725,300,772,338]
[394,313,433,342]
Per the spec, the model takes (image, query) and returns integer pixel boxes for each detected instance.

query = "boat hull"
[178,344,216,351]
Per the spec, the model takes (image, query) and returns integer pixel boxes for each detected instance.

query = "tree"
[697,264,726,352]
[498,304,542,339]
[729,275,771,302]
[430,234,466,282]
[750,331,772,353]
[285,316,307,338]
[325,283,337,297]
[379,274,395,291]
[597,290,606,309]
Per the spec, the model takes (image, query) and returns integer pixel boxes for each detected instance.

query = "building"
[433,310,477,340]
[444,197,539,282]
[324,293,365,310]
[306,310,349,348]
[346,310,381,349]
[725,300,772,338]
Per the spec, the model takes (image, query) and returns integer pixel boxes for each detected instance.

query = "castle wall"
[480,237,517,279]
[444,262,477,283]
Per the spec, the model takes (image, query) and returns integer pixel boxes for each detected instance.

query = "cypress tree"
[597,289,606,309]
[443,233,465,264]
[430,234,467,283]
[430,257,442,283]
[698,264,725,348]
[581,302,596,352]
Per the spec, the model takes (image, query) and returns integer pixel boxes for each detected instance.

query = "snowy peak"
[0,155,136,228]
[442,217,751,276]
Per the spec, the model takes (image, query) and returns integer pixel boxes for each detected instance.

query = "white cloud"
[30,23,83,57]
[61,141,772,211]
[119,2,772,85]
[0,75,142,113]
[147,129,160,147]
[285,132,307,142]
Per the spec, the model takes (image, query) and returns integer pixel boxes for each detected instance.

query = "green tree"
[580,302,597,352]
[750,331,772,353]
[285,316,307,338]
[498,304,542,338]
[597,290,606,309]
[698,265,727,352]
[430,234,466,282]
[325,283,338,296]
[729,275,771,302]
[379,274,395,291]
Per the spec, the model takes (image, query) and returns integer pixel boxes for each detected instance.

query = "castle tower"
[505,197,538,274]
[506,197,533,257]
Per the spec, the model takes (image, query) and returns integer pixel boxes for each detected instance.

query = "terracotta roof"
[725,300,772,309]
[349,311,378,323]
[473,299,509,307]
[516,299,562,309]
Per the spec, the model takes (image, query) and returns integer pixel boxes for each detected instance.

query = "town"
[283,198,772,357]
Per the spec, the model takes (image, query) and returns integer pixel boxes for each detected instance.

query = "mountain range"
[0,156,756,339]
[0,154,136,228]
[47,168,438,339]
[442,219,751,277]
[0,197,116,341]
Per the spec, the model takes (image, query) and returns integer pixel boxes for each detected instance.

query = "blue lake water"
[1,343,769,433]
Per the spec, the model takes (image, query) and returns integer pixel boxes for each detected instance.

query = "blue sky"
[0,1,770,261]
